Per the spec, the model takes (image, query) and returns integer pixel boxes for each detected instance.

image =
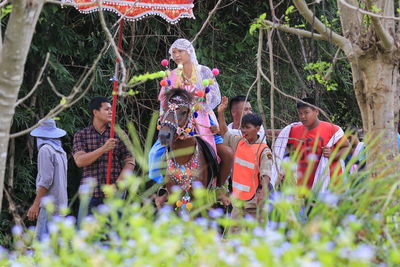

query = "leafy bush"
[2,129,400,266]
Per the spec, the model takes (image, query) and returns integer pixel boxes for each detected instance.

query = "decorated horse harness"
[158,95,200,211]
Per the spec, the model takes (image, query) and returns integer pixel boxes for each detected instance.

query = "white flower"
[192,181,203,189]
[97,204,110,215]
[0,246,7,259]
[343,214,357,225]
[319,191,339,207]
[209,208,224,218]
[253,227,265,237]
[195,217,208,228]
[272,242,291,257]
[10,262,23,267]
[11,225,23,236]
[127,239,136,248]
[48,222,58,234]
[351,244,375,262]
[149,244,159,254]
[41,195,55,206]
[265,228,284,244]
[79,178,97,194]
[298,260,321,267]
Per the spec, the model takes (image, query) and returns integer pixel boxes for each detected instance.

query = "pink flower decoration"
[211,68,220,76]
[161,59,169,67]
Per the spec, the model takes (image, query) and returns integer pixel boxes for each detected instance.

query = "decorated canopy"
[64,0,195,24]
[62,0,195,184]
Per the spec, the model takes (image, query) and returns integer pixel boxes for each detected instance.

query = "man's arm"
[116,157,135,183]
[322,138,350,160]
[74,138,116,167]
[27,186,48,221]
[28,147,54,221]
[217,96,229,137]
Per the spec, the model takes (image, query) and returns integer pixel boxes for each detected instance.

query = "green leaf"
[0,4,12,19]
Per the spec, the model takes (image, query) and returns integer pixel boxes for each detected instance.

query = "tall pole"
[106,19,124,185]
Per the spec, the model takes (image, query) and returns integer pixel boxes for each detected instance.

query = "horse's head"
[158,89,194,146]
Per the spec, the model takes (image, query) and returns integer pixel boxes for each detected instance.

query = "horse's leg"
[197,151,209,189]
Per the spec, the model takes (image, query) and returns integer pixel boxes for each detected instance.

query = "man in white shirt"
[227,95,265,139]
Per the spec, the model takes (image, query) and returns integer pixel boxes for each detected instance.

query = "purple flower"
[208,208,224,218]
[192,181,203,189]
[11,225,23,236]
[253,227,265,237]
[351,244,375,262]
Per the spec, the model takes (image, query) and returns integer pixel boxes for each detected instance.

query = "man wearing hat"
[27,119,68,240]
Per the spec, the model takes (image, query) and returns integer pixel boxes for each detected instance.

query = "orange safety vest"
[232,139,268,201]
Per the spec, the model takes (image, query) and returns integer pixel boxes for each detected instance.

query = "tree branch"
[338,0,400,21]
[364,0,394,50]
[47,77,66,98]
[4,187,25,227]
[267,28,276,143]
[10,44,109,138]
[293,0,351,53]
[263,20,328,41]
[324,47,341,81]
[0,0,8,8]
[15,53,50,107]
[276,31,308,92]
[191,0,224,43]
[257,63,332,123]
[256,30,269,139]
[97,0,127,95]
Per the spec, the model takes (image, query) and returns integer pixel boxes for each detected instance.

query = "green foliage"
[284,5,295,24]
[1,127,400,266]
[1,0,364,248]
[320,15,338,28]
[0,4,12,20]
[370,5,382,13]
[249,13,266,35]
[305,61,338,91]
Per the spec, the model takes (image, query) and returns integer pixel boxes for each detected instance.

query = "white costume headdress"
[169,38,199,66]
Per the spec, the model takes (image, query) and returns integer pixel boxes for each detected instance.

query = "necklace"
[166,144,200,211]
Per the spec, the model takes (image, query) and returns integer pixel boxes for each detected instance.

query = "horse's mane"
[164,88,194,104]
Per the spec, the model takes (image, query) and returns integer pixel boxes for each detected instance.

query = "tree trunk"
[338,0,399,166]
[351,52,399,163]
[0,0,44,211]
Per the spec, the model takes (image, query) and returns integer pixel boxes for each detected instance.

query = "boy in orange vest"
[218,96,273,222]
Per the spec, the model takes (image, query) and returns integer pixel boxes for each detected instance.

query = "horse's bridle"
[158,99,193,137]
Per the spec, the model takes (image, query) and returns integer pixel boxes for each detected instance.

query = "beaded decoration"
[166,144,200,211]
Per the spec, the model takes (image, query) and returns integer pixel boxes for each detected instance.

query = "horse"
[155,88,221,210]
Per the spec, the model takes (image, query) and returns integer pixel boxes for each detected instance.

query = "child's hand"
[217,96,229,114]
[322,147,332,158]
[210,125,220,134]
[218,193,231,206]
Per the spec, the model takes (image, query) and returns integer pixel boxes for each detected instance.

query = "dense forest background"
[0,0,360,245]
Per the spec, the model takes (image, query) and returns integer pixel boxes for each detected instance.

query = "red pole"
[106,19,124,185]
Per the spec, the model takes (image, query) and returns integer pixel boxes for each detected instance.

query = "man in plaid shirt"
[73,97,135,215]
